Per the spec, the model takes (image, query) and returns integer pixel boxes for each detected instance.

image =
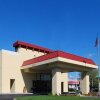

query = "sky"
[0,0,100,79]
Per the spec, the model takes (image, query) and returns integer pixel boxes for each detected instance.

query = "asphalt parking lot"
[0,94,33,100]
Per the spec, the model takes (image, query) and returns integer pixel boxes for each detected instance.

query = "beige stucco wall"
[17,47,45,61]
[0,51,2,93]
[52,70,68,95]
[61,72,68,92]
[80,72,89,94]
[52,68,61,95]
[0,47,45,93]
[0,46,94,94]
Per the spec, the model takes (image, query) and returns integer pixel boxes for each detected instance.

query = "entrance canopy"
[21,51,97,72]
[13,41,98,95]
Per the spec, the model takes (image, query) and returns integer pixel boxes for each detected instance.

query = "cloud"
[87,53,93,58]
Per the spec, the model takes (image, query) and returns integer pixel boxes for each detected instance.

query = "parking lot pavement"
[0,94,33,100]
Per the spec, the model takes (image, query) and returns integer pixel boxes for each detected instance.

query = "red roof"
[68,81,79,84]
[13,41,53,53]
[22,51,96,66]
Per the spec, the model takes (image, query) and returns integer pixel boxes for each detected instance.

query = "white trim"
[58,57,98,69]
[21,57,58,69]
[21,57,98,69]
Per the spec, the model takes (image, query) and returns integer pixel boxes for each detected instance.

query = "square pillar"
[80,72,89,94]
[61,72,68,92]
[52,68,61,95]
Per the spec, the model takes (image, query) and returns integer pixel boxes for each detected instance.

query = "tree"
[89,69,98,91]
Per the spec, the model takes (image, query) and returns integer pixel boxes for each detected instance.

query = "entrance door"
[61,82,64,93]
[32,73,51,94]
[33,80,51,94]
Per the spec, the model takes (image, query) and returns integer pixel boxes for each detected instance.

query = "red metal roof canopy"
[22,51,96,66]
[13,41,53,53]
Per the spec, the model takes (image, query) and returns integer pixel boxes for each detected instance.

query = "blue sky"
[0,0,99,67]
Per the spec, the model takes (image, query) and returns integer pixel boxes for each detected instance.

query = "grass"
[16,95,100,100]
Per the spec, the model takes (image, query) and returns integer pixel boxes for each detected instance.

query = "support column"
[80,72,89,94]
[61,72,68,92]
[52,68,61,95]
